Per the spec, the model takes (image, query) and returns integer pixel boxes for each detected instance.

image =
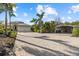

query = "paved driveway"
[15,32,79,56]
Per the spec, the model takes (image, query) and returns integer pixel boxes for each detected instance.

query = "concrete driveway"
[15,32,79,56]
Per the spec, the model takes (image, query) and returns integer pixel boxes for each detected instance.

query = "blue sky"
[0,3,79,25]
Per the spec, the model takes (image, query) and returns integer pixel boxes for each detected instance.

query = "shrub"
[31,26,34,32]
[42,21,56,33]
[32,25,40,32]
[37,30,40,33]
[0,29,4,34]
[0,24,4,34]
[72,28,79,37]
[31,21,56,33]
[42,27,46,33]
[6,28,13,37]
[9,31,17,38]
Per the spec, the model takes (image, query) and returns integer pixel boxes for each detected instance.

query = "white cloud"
[45,7,58,16]
[23,13,28,17]
[68,10,72,14]
[71,5,79,13]
[61,17,66,23]
[36,5,58,16]
[36,5,44,14]
[67,16,71,19]
[46,18,54,21]
[36,5,58,22]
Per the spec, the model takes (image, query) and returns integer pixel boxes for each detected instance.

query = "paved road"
[15,32,79,56]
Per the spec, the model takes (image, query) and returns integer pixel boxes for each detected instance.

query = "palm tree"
[0,3,16,35]
[31,12,44,33]
[30,18,38,25]
[9,11,16,29]
[8,3,16,29]
[1,3,8,35]
[36,12,44,33]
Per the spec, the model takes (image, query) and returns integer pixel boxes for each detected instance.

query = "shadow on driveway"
[16,39,69,56]
[17,34,79,56]
[34,36,79,56]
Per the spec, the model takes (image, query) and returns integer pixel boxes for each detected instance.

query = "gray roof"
[56,24,79,28]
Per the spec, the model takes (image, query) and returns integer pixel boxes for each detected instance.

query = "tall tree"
[37,12,44,33]
[8,3,16,29]
[31,18,38,25]
[2,3,8,35]
[0,3,16,35]
[31,12,44,33]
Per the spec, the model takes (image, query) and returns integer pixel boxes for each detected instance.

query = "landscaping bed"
[0,36,16,56]
[0,30,17,56]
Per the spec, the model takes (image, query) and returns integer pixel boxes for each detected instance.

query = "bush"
[9,31,17,38]
[72,28,79,37]
[31,25,40,32]
[6,28,13,37]
[0,24,4,34]
[0,29,4,34]
[31,21,56,33]
[42,21,56,33]
[31,27,34,32]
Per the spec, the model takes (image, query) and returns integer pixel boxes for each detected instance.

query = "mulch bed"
[0,35,16,56]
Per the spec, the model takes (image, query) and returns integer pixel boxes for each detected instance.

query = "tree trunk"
[40,26,42,33]
[4,4,8,36]
[39,20,42,33]
[9,13,11,29]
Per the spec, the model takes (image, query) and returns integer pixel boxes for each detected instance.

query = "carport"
[55,25,73,33]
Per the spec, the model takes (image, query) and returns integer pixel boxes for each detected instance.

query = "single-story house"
[11,21,32,32]
[17,24,31,32]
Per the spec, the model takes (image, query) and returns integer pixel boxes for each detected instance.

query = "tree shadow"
[16,39,69,56]
[22,46,56,56]
[55,41,79,56]
[34,36,49,39]
[51,40,79,56]
[17,34,79,56]
[66,50,79,56]
[34,36,79,56]
[34,36,79,50]
[34,36,67,43]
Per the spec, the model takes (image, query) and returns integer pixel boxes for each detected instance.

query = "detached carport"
[55,25,73,33]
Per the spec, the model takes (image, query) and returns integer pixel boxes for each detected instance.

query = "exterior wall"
[17,25,31,32]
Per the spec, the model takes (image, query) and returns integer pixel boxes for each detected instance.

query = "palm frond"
[30,18,37,22]
[36,13,40,17]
